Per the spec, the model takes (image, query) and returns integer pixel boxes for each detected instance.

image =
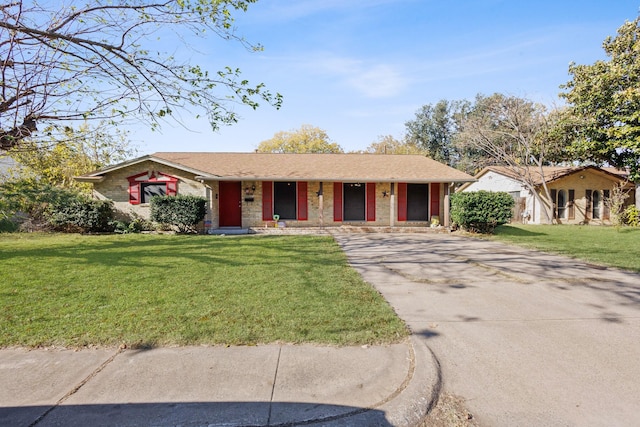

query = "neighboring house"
[0,155,20,182]
[457,166,637,225]
[75,152,475,231]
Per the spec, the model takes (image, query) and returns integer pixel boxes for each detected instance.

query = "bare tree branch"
[0,0,282,151]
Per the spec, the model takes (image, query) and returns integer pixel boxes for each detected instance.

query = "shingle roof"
[458,165,630,191]
[83,152,475,183]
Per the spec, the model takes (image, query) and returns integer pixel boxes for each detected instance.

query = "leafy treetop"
[561,16,640,180]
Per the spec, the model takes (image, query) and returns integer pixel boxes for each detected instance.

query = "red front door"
[219,181,242,227]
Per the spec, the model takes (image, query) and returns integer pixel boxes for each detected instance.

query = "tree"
[405,100,458,165]
[561,17,640,180]
[0,0,282,151]
[455,93,564,224]
[256,124,343,153]
[9,123,136,190]
[361,135,426,154]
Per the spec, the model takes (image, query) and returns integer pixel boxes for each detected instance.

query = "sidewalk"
[0,337,438,427]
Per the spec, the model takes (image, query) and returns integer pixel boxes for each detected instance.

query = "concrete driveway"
[333,232,640,427]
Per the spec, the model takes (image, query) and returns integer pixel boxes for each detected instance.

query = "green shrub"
[150,195,207,233]
[111,214,155,234]
[451,190,515,234]
[0,218,18,232]
[623,205,640,227]
[46,197,114,232]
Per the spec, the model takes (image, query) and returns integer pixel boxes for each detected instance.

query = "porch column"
[389,183,395,227]
[444,183,451,227]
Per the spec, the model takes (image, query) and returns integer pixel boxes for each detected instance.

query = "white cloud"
[288,52,409,98]
[347,64,408,98]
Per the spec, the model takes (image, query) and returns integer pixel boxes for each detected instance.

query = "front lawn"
[493,224,640,272]
[0,234,408,348]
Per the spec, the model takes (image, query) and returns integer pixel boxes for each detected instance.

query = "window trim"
[127,171,178,205]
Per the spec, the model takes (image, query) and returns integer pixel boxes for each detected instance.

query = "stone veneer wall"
[93,165,447,229]
[543,171,636,225]
[92,161,207,220]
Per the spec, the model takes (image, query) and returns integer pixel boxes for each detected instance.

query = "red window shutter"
[297,182,308,220]
[568,189,575,220]
[166,181,177,196]
[262,181,273,220]
[550,189,557,218]
[333,182,343,222]
[128,179,140,205]
[366,183,376,221]
[585,189,592,220]
[430,183,440,217]
[397,183,407,221]
[603,189,610,220]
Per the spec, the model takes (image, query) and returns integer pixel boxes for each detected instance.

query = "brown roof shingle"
[142,152,475,183]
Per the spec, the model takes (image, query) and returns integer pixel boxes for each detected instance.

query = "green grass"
[492,224,640,272]
[0,234,408,349]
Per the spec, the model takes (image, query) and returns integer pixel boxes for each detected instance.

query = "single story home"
[75,152,475,231]
[457,165,638,225]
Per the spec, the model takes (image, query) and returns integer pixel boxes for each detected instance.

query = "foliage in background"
[0,179,116,232]
[256,124,344,153]
[451,191,515,234]
[360,135,426,154]
[604,181,631,227]
[561,17,640,181]
[150,195,207,233]
[454,94,565,224]
[0,179,80,229]
[0,0,281,151]
[623,205,640,227]
[9,123,136,190]
[405,99,461,165]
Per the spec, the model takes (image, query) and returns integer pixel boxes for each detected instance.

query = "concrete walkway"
[0,337,438,427]
[334,232,640,427]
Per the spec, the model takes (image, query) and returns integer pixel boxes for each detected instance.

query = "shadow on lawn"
[0,234,343,269]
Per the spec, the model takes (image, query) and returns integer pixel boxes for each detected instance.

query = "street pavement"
[334,232,640,427]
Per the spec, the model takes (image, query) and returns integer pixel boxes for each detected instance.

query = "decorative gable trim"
[127,171,178,205]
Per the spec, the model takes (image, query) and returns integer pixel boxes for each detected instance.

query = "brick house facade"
[76,152,475,231]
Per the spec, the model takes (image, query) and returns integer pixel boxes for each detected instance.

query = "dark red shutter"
[333,182,343,222]
[366,183,376,221]
[568,189,575,220]
[297,182,308,221]
[128,178,140,205]
[262,181,273,220]
[550,189,557,218]
[603,189,610,220]
[585,190,592,220]
[397,183,407,221]
[430,183,440,217]
[166,181,177,196]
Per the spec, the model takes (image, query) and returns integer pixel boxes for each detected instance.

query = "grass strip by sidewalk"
[492,224,640,272]
[0,233,408,349]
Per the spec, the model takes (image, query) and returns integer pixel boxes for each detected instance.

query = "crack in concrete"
[29,346,125,427]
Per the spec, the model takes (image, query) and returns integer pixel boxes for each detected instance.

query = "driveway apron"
[334,233,640,427]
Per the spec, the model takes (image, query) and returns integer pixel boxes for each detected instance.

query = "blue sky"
[134,0,640,154]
